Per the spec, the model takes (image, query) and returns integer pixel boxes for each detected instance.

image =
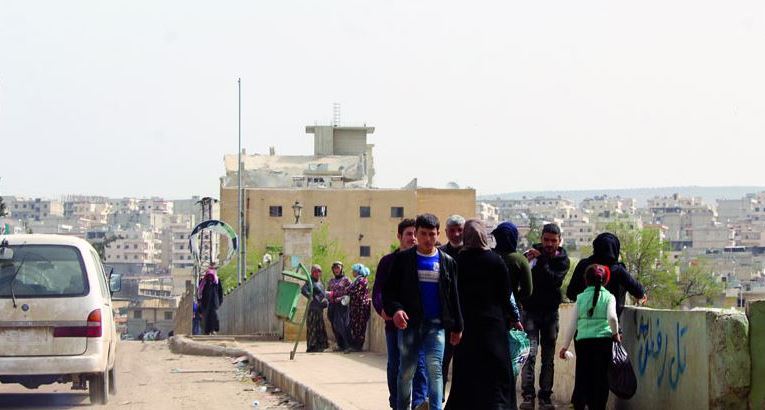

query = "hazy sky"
[1,1,764,199]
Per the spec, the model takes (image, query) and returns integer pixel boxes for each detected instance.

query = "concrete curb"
[168,336,343,410]
[167,335,250,357]
[245,351,342,410]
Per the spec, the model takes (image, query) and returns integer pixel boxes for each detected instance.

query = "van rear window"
[0,245,89,298]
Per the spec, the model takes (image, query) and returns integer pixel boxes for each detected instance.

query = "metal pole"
[237,78,243,285]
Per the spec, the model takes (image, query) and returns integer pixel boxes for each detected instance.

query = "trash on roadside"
[232,355,249,364]
[252,400,260,407]
[259,386,268,392]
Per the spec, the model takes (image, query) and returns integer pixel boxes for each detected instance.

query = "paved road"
[0,340,301,409]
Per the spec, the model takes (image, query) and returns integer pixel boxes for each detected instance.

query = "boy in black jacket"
[383,214,463,410]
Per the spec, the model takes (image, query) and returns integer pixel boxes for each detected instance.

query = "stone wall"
[748,300,765,410]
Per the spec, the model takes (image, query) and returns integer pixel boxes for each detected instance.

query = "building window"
[390,207,404,218]
[314,205,328,217]
[134,244,138,249]
[269,206,283,217]
[360,246,371,257]
[134,310,142,319]
[360,206,371,218]
[164,311,173,320]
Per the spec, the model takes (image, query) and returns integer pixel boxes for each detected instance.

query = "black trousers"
[572,337,612,410]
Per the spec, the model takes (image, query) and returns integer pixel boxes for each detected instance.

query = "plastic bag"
[508,329,531,377]
[608,341,637,399]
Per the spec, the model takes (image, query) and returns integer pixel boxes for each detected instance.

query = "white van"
[0,234,120,405]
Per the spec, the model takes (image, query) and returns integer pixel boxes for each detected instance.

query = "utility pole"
[237,78,245,285]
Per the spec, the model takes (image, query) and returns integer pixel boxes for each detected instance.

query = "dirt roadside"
[0,340,303,409]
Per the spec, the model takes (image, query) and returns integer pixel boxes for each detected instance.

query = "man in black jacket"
[383,214,463,410]
[520,224,570,410]
[438,214,464,397]
[566,232,647,317]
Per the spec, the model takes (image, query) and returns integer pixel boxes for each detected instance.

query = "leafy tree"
[666,258,722,308]
[525,216,541,247]
[312,224,347,284]
[0,196,7,218]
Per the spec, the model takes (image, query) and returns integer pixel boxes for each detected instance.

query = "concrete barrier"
[618,307,750,410]
[219,261,284,337]
[748,300,765,410]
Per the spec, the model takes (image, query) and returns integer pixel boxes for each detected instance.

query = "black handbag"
[608,341,638,399]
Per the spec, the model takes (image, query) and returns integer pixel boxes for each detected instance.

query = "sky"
[1,0,764,199]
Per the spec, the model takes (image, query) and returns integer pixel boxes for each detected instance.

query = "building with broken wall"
[219,122,476,267]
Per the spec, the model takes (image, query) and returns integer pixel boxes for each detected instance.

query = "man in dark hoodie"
[566,232,647,317]
[519,223,570,410]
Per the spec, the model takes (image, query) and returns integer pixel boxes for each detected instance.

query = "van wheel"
[89,369,109,405]
[108,365,117,395]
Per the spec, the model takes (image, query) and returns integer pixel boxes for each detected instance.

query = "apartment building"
[7,197,64,221]
[104,228,162,275]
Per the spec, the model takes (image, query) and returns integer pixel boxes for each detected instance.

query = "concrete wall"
[748,300,765,410]
[174,283,194,335]
[617,307,750,410]
[218,261,284,337]
[364,304,756,409]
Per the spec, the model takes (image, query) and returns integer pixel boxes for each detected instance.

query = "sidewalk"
[234,340,390,409]
[176,337,569,410]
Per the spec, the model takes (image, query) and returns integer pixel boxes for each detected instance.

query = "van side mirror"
[109,273,122,294]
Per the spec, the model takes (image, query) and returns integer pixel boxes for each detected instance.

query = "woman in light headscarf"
[346,263,372,352]
[447,219,521,410]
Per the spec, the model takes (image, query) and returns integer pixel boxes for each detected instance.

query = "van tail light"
[53,309,102,338]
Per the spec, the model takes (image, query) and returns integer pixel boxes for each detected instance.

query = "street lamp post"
[292,201,303,224]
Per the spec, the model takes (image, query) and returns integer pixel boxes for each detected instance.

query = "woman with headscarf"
[346,263,371,352]
[301,264,330,352]
[446,219,522,410]
[326,261,353,351]
[566,232,646,317]
[491,221,533,303]
[197,263,223,335]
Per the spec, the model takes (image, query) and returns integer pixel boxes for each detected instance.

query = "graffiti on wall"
[635,314,689,390]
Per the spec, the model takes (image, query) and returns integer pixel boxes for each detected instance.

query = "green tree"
[312,224,347,284]
[526,216,541,247]
[0,196,7,218]
[665,258,722,308]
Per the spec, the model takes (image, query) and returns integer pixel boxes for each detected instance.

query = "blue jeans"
[386,327,428,409]
[398,319,445,410]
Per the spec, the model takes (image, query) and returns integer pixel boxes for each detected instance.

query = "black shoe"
[538,397,554,410]
[519,397,535,410]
